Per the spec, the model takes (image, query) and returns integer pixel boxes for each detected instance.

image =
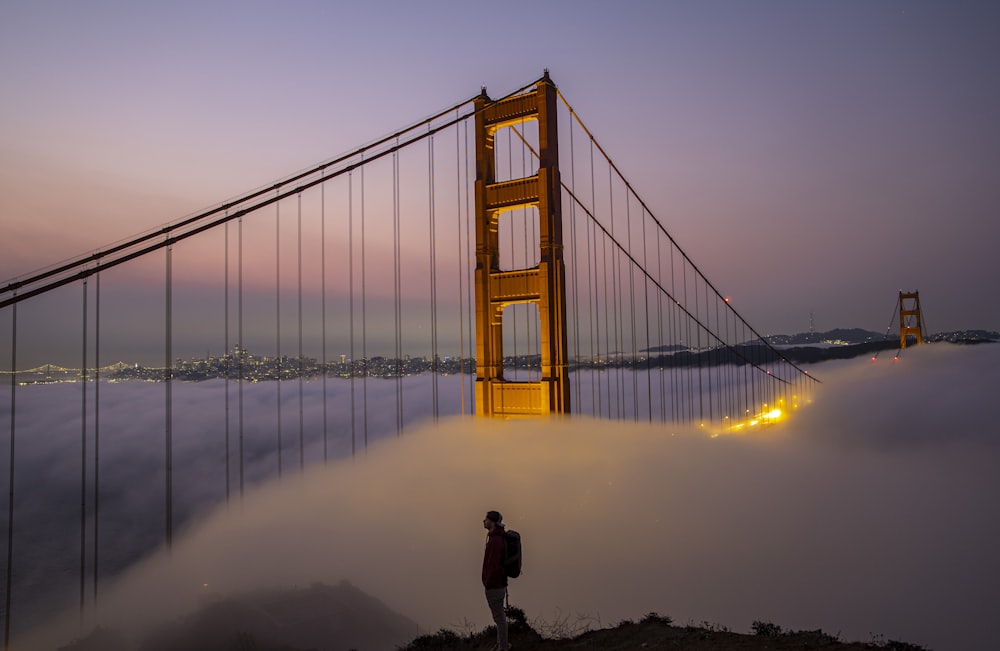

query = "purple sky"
[2,1,999,340]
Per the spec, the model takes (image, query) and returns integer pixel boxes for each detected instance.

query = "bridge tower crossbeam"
[473,74,569,416]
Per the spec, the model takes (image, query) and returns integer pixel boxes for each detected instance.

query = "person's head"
[483,510,502,531]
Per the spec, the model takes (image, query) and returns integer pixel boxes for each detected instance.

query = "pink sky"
[3,1,998,340]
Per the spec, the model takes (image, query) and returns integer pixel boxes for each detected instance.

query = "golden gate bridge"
[0,73,817,648]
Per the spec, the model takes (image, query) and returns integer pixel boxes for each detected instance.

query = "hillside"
[56,585,928,651]
[401,608,927,651]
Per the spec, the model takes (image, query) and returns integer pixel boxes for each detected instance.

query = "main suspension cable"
[554,88,817,385]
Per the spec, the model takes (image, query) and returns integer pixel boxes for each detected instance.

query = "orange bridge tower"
[473,73,570,416]
[898,291,925,348]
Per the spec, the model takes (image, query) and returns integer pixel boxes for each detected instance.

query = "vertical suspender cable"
[733,304,741,423]
[695,275,704,425]
[747,322,756,421]
[748,326,757,417]
[297,193,304,472]
[93,272,101,603]
[739,321,748,421]
[321,180,329,463]
[428,131,439,418]
[671,245,681,425]
[165,245,173,549]
[655,227,665,423]
[588,139,599,416]
[624,188,637,417]
[393,146,403,435]
[601,229,612,417]
[604,165,622,418]
[349,171,356,457]
[360,163,369,451]
[224,220,231,500]
[698,280,708,424]
[639,205,652,422]
[715,290,730,425]
[463,122,475,410]
[724,300,732,426]
[4,301,16,651]
[705,282,714,425]
[586,208,596,415]
[755,326,763,415]
[275,197,283,478]
[455,112,467,415]
[665,244,674,425]
[238,217,245,498]
[682,263,693,421]
[625,201,649,420]
[607,166,622,418]
[730,301,739,425]
[80,280,87,619]
[722,297,732,426]
[567,107,582,411]
[626,196,639,420]
[725,299,732,422]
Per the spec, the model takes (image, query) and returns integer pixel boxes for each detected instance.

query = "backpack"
[503,529,522,578]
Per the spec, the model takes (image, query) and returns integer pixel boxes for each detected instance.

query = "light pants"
[485,587,508,650]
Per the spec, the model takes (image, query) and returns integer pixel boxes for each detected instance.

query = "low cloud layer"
[11,343,1000,651]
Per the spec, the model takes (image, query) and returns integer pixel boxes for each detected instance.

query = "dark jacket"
[482,526,508,589]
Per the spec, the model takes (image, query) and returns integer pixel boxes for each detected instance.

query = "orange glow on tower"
[473,73,569,416]
[898,291,924,348]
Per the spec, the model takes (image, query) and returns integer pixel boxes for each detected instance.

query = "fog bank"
[21,343,1000,651]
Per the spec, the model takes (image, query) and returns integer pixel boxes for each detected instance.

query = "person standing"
[482,510,508,651]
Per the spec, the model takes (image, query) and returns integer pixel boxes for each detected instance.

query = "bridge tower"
[898,291,925,348]
[473,73,570,416]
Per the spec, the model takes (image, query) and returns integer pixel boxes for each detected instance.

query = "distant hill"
[767,328,999,346]
[925,329,1000,344]
[765,328,884,346]
[646,327,1000,349]
[637,328,998,367]
[57,581,419,651]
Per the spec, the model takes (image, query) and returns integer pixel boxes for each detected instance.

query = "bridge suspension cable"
[491,84,818,426]
[0,90,498,310]
[556,88,815,383]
